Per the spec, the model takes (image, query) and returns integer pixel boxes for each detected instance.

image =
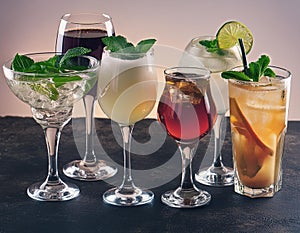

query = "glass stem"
[178,141,198,191]
[119,124,135,190]
[44,127,62,184]
[82,94,97,165]
[212,114,225,168]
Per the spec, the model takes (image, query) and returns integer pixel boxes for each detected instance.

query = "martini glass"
[3,52,99,201]
[56,12,117,181]
[183,36,242,186]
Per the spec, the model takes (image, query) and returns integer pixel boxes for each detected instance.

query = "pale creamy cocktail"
[98,50,157,125]
[97,36,159,206]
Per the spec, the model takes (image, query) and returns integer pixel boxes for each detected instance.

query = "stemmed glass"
[157,67,217,208]
[98,48,158,206]
[183,36,242,186]
[3,52,99,201]
[56,13,117,181]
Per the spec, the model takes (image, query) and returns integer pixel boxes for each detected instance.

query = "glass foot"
[63,160,117,181]
[27,181,80,201]
[161,187,211,208]
[103,187,154,207]
[195,165,234,187]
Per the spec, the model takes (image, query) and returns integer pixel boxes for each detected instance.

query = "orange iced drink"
[228,66,291,198]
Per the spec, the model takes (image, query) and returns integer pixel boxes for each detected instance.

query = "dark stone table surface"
[0,116,299,233]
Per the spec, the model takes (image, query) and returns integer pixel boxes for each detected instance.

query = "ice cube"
[259,76,271,83]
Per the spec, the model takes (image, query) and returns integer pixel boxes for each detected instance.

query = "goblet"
[3,52,99,201]
[157,67,217,208]
[56,12,117,181]
[183,36,242,186]
[98,48,158,206]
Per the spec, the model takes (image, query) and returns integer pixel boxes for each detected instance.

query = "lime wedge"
[216,21,253,54]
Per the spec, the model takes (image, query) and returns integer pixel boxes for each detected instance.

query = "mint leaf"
[30,82,59,101]
[53,76,82,88]
[221,71,251,81]
[25,62,60,74]
[59,47,91,68]
[245,55,271,81]
[12,54,34,72]
[264,67,276,77]
[102,35,156,55]
[199,39,218,52]
[199,39,226,55]
[257,55,270,74]
[102,35,133,52]
[136,39,156,53]
[246,62,260,82]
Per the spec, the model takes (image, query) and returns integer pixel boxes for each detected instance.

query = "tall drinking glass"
[157,67,217,208]
[98,48,158,206]
[183,36,242,186]
[3,52,99,201]
[56,13,117,181]
[228,66,291,198]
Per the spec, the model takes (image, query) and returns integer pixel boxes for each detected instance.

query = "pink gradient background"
[0,0,299,119]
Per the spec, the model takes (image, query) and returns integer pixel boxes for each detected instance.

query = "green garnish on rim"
[11,47,92,100]
[221,34,275,82]
[221,54,276,82]
[12,47,91,74]
[199,21,253,56]
[102,35,156,59]
[199,39,226,56]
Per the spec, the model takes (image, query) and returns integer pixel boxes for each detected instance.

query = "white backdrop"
[0,0,299,120]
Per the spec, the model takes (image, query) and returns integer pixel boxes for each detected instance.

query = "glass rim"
[228,65,291,85]
[3,52,99,78]
[191,35,215,43]
[60,12,112,25]
[164,66,211,80]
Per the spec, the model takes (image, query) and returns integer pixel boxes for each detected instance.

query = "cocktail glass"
[157,67,217,208]
[3,52,99,201]
[228,66,291,198]
[98,48,158,206]
[183,36,242,186]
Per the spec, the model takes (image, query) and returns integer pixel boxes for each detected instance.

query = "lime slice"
[216,21,253,54]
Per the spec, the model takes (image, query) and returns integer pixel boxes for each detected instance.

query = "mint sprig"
[199,39,226,56]
[59,47,91,68]
[221,55,276,82]
[102,35,156,57]
[12,47,91,74]
[11,47,92,100]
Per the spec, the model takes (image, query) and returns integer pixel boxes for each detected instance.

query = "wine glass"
[97,48,158,206]
[183,36,242,186]
[56,13,117,181]
[3,52,99,201]
[157,67,217,208]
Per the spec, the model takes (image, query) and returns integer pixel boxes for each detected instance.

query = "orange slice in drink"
[230,98,273,178]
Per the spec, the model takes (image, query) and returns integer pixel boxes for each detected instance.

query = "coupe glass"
[157,67,217,208]
[3,52,99,201]
[183,36,242,186]
[56,13,117,181]
[98,48,158,206]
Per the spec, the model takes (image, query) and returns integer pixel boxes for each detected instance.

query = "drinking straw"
[238,38,248,72]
